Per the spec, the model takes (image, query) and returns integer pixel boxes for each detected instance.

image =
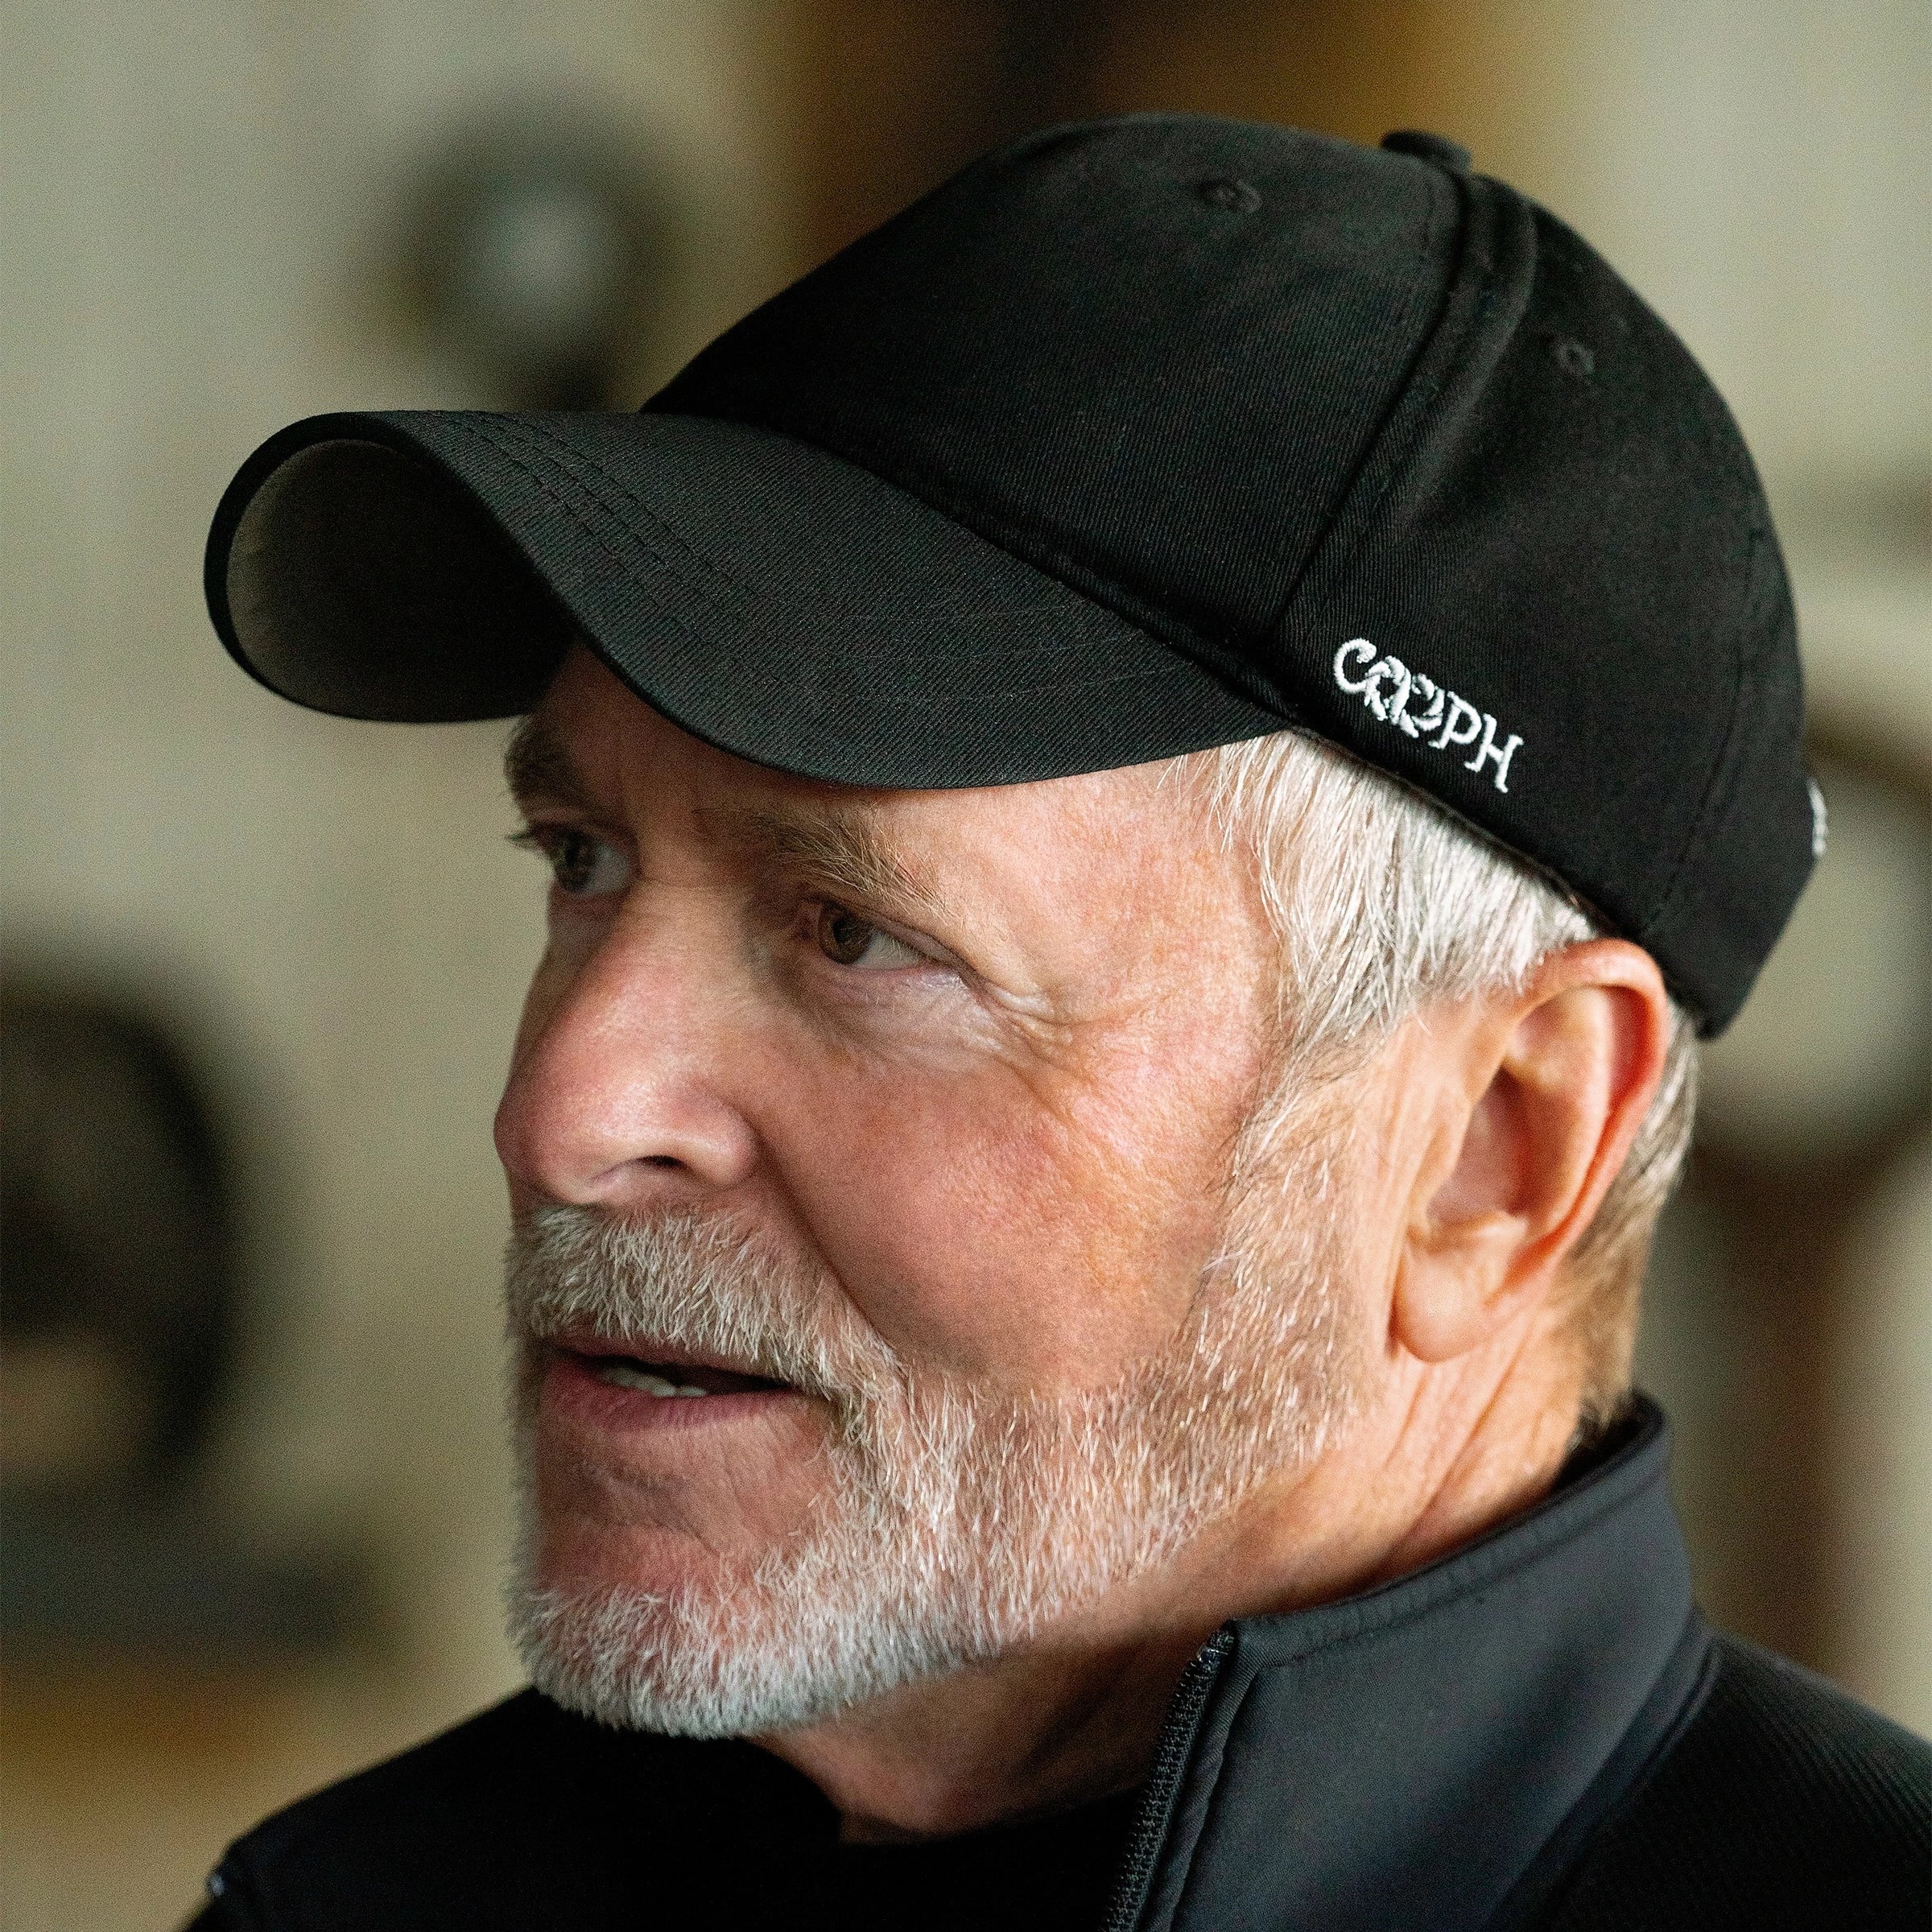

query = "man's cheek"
[772,1088,1158,1380]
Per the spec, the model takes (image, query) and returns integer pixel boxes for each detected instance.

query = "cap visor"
[206,409,1282,786]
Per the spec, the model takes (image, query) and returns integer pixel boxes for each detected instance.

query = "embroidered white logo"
[1332,638,1523,794]
[1806,777,1828,859]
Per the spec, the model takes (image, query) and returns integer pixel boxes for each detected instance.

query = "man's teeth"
[592,1358,711,1398]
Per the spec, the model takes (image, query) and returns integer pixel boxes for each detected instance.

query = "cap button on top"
[1196,175,1262,214]
[1381,130,1472,172]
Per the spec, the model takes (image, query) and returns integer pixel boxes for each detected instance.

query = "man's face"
[497,648,1358,1734]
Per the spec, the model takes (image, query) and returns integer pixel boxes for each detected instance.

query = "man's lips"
[539,1336,801,1428]
[551,1332,791,1393]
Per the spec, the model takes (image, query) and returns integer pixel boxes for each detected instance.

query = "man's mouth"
[555,1340,791,1402]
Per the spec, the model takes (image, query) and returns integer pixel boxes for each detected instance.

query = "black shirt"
[191,1702,1140,1931]
[192,1402,1930,1930]
[828,1788,1141,1930]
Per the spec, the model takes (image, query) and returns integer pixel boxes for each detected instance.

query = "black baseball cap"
[205,114,1815,1035]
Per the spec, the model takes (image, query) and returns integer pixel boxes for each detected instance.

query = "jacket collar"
[1110,1397,1701,1932]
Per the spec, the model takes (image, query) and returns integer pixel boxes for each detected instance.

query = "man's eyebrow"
[501,727,953,920]
[503,714,592,811]
[730,807,947,918]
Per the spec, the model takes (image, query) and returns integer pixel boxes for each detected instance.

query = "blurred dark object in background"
[1,984,362,1657]
[2,985,235,1499]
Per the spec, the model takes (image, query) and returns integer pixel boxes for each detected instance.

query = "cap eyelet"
[1196,177,1261,214]
[1551,336,1596,378]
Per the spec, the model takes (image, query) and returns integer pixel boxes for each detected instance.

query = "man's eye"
[815,904,926,970]
[514,828,632,898]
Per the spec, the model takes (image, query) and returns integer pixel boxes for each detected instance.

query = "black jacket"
[195,1403,1930,1929]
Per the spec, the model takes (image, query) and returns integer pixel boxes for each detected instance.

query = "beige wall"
[2,5,785,1925]
[2,3,1926,1927]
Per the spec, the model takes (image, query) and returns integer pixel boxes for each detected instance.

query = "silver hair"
[1190,730,1699,1410]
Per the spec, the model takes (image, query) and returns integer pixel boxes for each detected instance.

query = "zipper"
[1098,1627,1236,1932]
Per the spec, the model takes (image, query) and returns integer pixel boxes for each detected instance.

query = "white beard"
[502,1096,1357,1739]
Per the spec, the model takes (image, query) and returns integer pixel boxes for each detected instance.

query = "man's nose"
[493,913,761,1211]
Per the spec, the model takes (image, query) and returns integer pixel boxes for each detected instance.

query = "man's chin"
[526,1479,837,1609]
[525,1413,833,1572]
[526,1537,716,1614]
[505,1558,968,1740]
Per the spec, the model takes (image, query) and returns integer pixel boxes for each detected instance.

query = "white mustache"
[504,1203,906,1412]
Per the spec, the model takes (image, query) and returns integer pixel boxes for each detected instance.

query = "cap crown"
[654,115,1812,1032]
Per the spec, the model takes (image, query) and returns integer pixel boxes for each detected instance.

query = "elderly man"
[195,118,1926,1929]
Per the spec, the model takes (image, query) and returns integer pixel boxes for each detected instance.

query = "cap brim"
[205,409,1284,788]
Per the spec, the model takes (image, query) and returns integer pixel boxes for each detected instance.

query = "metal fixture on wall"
[394,107,675,408]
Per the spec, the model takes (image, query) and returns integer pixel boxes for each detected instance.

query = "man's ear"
[1392,940,1671,1365]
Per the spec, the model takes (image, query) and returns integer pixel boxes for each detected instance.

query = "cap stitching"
[501,412,1224,667]
[493,414,745,599]
[451,421,1210,705]
[506,416,1152,644]
[1274,173,1527,642]
[1258,163,1468,641]
[494,417,1282,711]
[477,419,1202,671]
[481,416,751,607]
[468,419,784,632]
[497,415,747,601]
[450,420,741,654]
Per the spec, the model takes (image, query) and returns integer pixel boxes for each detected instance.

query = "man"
[194,118,1926,1928]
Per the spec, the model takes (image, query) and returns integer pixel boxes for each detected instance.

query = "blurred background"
[2,3,1926,1926]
